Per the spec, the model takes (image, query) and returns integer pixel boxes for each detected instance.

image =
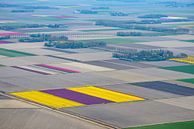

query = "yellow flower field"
[170,56,194,64]
[68,86,144,102]
[11,91,84,108]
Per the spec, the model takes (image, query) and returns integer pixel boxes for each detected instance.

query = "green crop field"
[80,28,126,32]
[177,78,194,84]
[183,40,194,43]
[162,65,194,74]
[161,22,194,28]
[125,120,194,129]
[0,48,36,57]
[88,38,144,44]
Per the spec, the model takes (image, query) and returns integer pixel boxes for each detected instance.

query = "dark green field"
[0,48,36,57]
[125,121,194,129]
[80,28,125,32]
[162,65,194,74]
[87,38,144,44]
[183,40,194,43]
[177,78,194,84]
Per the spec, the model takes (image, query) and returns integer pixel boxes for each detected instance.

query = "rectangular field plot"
[139,40,194,48]
[156,96,194,111]
[132,81,194,96]
[68,86,144,102]
[92,38,144,44]
[0,31,22,36]
[63,101,194,128]
[12,66,57,75]
[162,65,194,74]
[53,52,113,61]
[10,86,144,108]
[178,78,194,84]
[100,84,182,100]
[36,64,80,73]
[143,60,188,67]
[85,60,134,70]
[0,48,35,57]
[61,62,114,72]
[41,89,112,105]
[10,91,84,108]
[125,120,194,129]
[170,56,194,64]
[0,41,14,44]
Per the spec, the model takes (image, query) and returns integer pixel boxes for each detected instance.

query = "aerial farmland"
[0,0,194,129]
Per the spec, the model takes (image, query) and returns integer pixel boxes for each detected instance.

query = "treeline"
[19,34,68,42]
[138,14,168,19]
[158,2,194,7]
[113,49,188,62]
[97,0,144,2]
[110,12,129,16]
[45,40,106,49]
[92,7,109,10]
[0,36,10,40]
[0,24,67,31]
[76,10,98,14]
[117,32,142,36]
[0,3,58,10]
[11,10,34,13]
[96,20,190,34]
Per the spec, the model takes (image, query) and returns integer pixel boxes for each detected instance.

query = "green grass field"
[80,28,126,32]
[177,78,194,84]
[86,38,144,44]
[125,120,194,129]
[0,48,36,57]
[162,65,194,74]
[182,40,194,43]
[161,22,194,28]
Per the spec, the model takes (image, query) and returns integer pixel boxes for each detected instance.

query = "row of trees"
[0,24,67,31]
[92,7,109,10]
[117,32,142,36]
[110,12,129,16]
[11,10,34,13]
[76,10,98,14]
[0,36,10,40]
[19,34,68,42]
[159,1,194,7]
[0,3,57,9]
[113,49,188,61]
[138,14,168,19]
[45,40,106,49]
[95,20,190,34]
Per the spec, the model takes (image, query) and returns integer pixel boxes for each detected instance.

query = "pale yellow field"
[11,91,84,108]
[170,56,194,64]
[68,86,144,102]
[62,62,114,72]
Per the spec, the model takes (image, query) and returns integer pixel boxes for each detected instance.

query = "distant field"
[0,48,36,57]
[0,22,24,27]
[162,65,194,74]
[17,28,68,33]
[183,40,194,43]
[161,22,194,28]
[0,41,14,44]
[80,28,126,32]
[170,56,194,64]
[177,78,194,84]
[125,120,194,129]
[41,16,74,21]
[86,38,144,44]
[10,86,144,108]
